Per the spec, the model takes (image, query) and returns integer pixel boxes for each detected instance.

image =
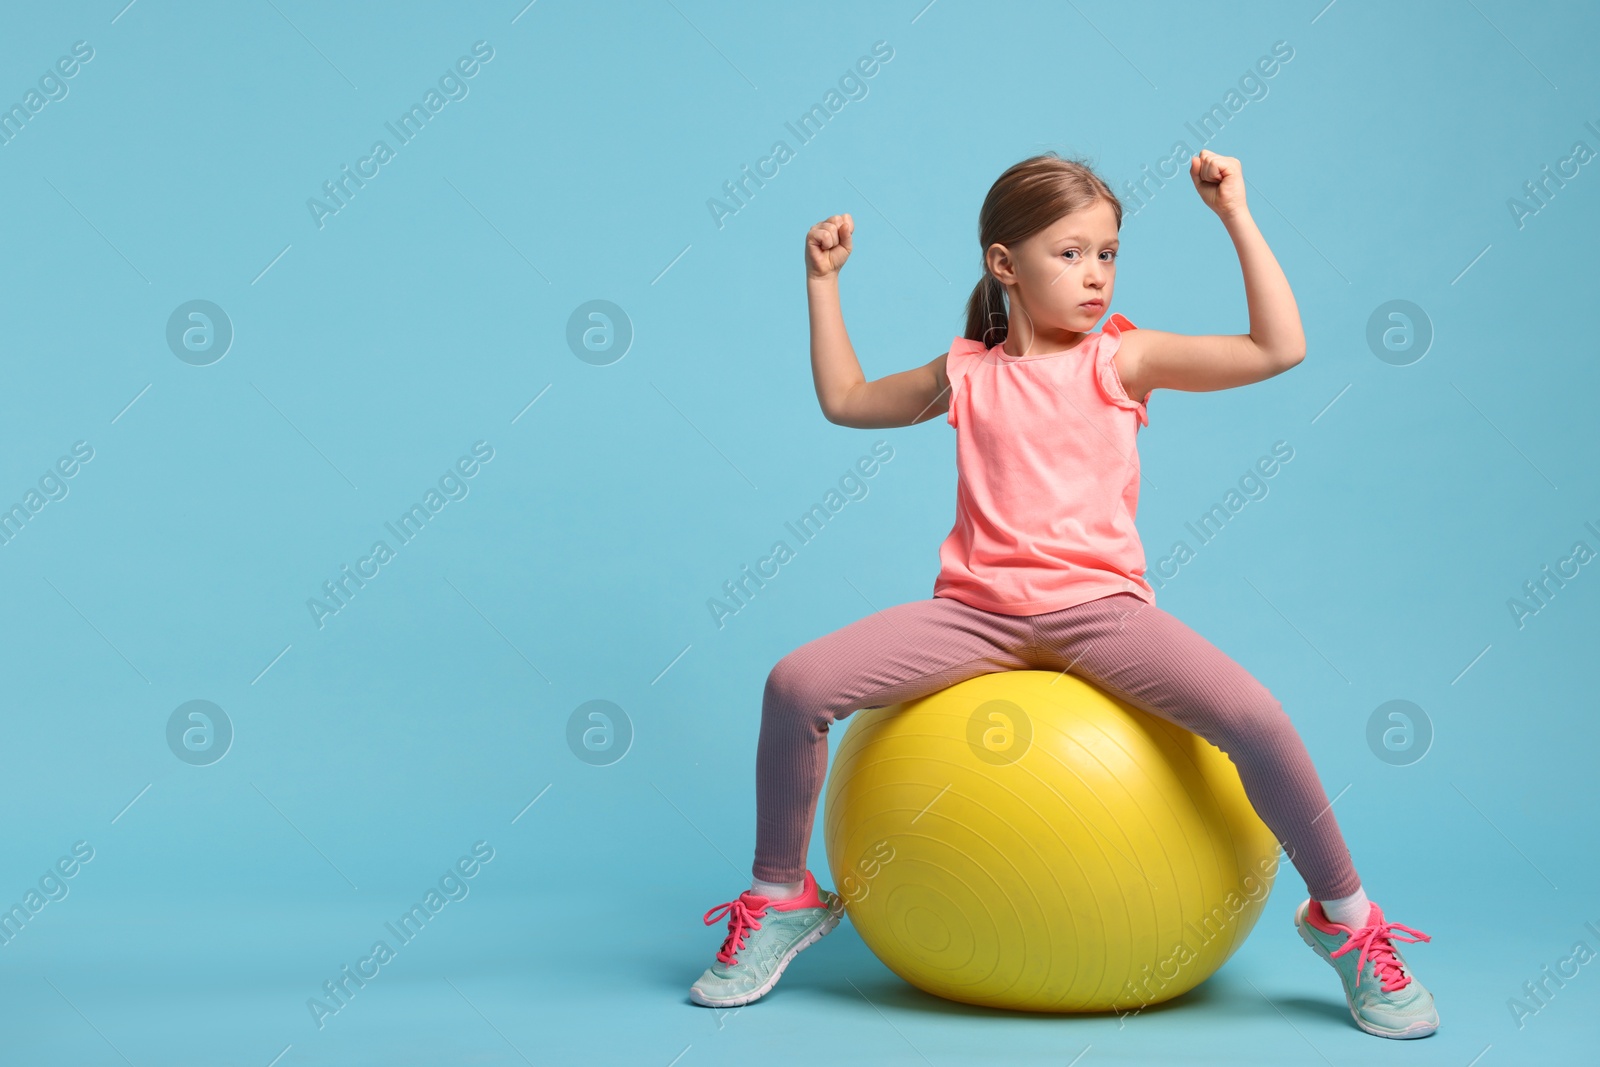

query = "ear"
[985,242,1018,285]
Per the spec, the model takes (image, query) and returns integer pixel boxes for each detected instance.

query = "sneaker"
[689,870,844,1008]
[1294,898,1439,1039]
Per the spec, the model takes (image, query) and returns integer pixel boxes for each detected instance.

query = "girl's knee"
[1173,680,1292,752]
[763,651,836,723]
[1212,688,1296,753]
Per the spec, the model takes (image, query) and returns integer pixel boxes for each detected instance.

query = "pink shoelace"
[1328,915,1432,993]
[703,892,769,967]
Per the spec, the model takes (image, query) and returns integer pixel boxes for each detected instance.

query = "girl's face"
[988,199,1119,336]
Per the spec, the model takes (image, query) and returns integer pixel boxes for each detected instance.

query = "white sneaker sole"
[1293,902,1439,1040]
[689,901,844,1009]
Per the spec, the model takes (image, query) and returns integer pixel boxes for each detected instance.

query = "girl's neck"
[1001,323,1091,359]
[998,292,1093,358]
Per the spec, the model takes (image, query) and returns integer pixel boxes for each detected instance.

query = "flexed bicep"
[827,351,950,429]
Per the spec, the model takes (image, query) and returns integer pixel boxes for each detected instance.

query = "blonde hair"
[964,152,1123,346]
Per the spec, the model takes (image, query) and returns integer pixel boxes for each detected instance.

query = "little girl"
[689,150,1438,1040]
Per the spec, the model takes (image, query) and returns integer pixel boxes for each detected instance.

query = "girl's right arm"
[806,214,950,429]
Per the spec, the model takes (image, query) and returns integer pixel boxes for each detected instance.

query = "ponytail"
[963,272,1009,346]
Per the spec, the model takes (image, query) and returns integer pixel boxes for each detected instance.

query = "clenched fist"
[806,213,854,280]
[1190,150,1248,221]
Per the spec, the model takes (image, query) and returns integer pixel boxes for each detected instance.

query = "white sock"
[750,877,805,901]
[1319,885,1371,927]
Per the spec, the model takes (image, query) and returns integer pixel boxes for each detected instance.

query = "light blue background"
[0,1,1595,1063]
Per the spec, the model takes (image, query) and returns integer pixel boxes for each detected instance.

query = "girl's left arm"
[1118,151,1306,400]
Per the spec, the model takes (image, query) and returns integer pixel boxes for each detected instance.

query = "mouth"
[1078,300,1104,310]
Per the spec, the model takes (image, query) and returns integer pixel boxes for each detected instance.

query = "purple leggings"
[753,591,1361,901]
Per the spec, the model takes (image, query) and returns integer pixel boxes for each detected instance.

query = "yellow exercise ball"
[822,669,1283,1013]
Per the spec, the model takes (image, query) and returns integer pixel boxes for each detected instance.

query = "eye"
[1101,249,1118,262]
[1060,248,1080,261]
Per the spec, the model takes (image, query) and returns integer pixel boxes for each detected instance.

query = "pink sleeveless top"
[933,312,1156,615]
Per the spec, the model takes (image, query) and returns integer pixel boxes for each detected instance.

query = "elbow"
[1285,330,1307,366]
[821,381,860,426]
[826,409,870,429]
[1250,337,1304,375]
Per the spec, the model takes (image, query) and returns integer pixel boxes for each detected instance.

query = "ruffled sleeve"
[944,336,983,427]
[1094,313,1149,428]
